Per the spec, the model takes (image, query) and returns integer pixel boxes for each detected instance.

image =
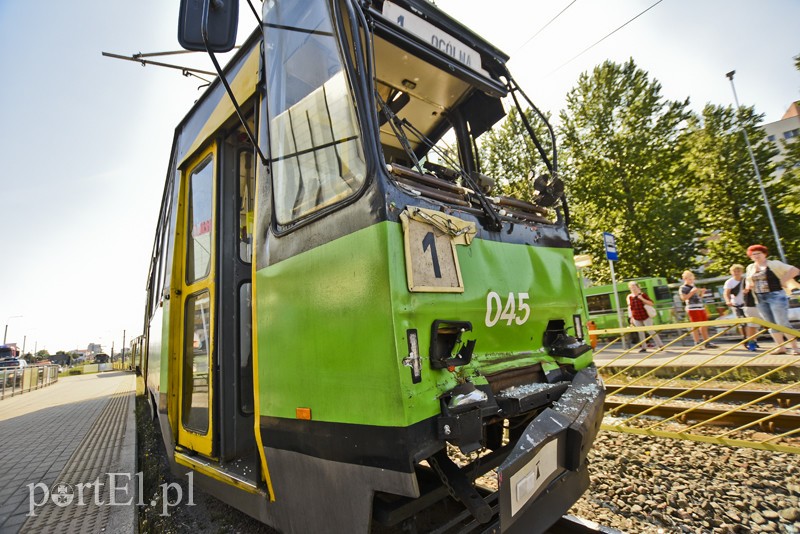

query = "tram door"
[176,145,217,458]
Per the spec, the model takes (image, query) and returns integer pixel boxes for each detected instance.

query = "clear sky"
[0,0,798,354]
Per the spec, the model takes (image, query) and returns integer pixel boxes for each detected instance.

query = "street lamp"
[725,70,787,263]
[3,315,23,345]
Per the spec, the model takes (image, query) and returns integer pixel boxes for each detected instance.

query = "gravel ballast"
[569,431,800,533]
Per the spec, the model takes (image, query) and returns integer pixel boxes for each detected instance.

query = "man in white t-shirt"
[723,264,761,351]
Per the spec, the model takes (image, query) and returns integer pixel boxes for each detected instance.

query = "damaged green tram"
[141,0,605,532]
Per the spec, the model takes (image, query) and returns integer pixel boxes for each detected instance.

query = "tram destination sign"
[382,1,491,78]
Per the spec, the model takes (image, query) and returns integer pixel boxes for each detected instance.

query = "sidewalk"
[0,371,136,534]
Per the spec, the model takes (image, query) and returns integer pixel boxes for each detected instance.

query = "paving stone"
[0,372,135,534]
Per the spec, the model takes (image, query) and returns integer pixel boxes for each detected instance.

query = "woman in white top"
[744,244,799,355]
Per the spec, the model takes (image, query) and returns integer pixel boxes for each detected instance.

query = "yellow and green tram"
[140,0,604,532]
[582,276,674,330]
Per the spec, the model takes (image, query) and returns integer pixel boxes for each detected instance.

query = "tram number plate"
[403,218,464,293]
[509,438,559,517]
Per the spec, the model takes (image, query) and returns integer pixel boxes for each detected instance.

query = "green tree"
[769,134,800,263]
[769,53,800,261]
[682,104,778,274]
[478,106,553,202]
[777,128,800,219]
[558,59,696,283]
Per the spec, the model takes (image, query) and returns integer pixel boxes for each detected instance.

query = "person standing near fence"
[724,264,761,351]
[744,244,799,355]
[679,270,718,349]
[627,281,666,352]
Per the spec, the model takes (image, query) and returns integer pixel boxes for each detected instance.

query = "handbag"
[644,304,657,319]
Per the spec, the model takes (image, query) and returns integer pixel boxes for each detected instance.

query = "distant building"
[763,101,800,175]
[70,349,90,363]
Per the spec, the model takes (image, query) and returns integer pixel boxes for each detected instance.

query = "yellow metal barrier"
[593,317,800,454]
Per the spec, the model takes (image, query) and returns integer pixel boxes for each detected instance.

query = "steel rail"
[604,400,800,433]
[605,385,800,408]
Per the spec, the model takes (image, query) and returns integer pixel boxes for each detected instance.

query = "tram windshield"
[370,1,560,225]
[262,0,560,227]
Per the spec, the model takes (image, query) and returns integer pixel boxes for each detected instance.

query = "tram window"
[148,268,158,318]
[183,291,211,433]
[186,156,214,283]
[586,294,613,314]
[160,177,175,291]
[161,176,180,289]
[239,151,254,263]
[265,0,366,225]
[653,285,671,301]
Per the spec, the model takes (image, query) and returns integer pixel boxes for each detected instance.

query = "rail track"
[547,515,622,533]
[604,385,800,433]
[605,385,800,408]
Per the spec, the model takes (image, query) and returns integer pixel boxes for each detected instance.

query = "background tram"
[138,1,605,532]
[582,276,674,330]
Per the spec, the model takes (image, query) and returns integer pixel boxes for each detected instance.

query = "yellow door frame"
[174,143,217,459]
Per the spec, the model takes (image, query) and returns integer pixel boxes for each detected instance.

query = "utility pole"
[3,315,23,344]
[122,330,126,369]
[725,70,786,263]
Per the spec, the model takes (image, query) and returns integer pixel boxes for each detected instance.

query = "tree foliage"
[477,55,799,282]
[478,106,553,203]
[558,59,696,283]
[770,53,800,261]
[777,129,800,218]
[681,104,779,274]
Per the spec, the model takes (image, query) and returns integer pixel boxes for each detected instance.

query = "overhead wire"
[546,0,666,77]
[513,0,578,55]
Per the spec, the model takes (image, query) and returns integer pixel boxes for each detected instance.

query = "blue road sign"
[603,232,618,261]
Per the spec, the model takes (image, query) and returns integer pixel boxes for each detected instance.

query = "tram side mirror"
[178,0,239,52]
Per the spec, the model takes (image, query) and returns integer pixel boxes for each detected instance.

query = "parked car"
[0,358,27,369]
[0,358,27,387]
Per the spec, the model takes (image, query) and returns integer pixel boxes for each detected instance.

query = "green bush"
[69,369,83,375]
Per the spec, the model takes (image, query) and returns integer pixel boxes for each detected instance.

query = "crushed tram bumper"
[496,366,605,533]
[433,365,605,533]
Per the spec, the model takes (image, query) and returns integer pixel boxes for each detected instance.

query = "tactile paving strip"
[20,381,133,533]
